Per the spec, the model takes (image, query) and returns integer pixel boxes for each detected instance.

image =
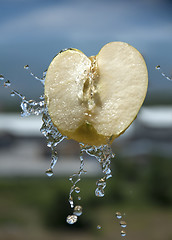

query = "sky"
[0,0,172,109]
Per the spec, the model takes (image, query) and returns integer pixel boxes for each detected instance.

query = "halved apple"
[45,42,148,146]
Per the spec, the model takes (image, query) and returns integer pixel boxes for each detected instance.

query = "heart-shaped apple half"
[45,42,148,146]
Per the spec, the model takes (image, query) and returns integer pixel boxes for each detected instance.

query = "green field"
[0,156,172,240]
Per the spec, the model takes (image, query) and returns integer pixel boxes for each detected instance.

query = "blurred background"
[0,0,172,239]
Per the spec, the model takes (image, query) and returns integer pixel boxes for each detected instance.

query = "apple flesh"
[45,42,148,146]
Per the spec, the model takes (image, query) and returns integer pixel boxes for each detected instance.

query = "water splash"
[2,66,64,175]
[66,142,114,226]
[68,143,114,211]
[68,144,87,208]
[2,61,115,227]
[40,106,66,176]
[24,64,46,84]
[81,144,114,198]
[155,65,172,81]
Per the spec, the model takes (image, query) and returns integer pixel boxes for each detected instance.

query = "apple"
[44,42,148,146]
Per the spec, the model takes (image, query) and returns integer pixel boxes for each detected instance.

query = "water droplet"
[97,178,106,188]
[69,177,72,181]
[78,196,81,201]
[4,80,11,87]
[10,91,15,97]
[40,95,44,100]
[121,230,126,237]
[66,215,78,224]
[95,187,104,197]
[68,146,87,209]
[24,64,29,70]
[47,141,53,148]
[45,168,53,177]
[0,74,4,81]
[69,196,74,208]
[28,99,34,103]
[155,65,160,70]
[73,205,82,216]
[97,225,102,230]
[120,221,127,228]
[39,101,44,107]
[75,187,80,193]
[43,69,47,78]
[116,212,122,219]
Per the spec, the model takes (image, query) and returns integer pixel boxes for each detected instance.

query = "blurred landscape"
[0,0,172,240]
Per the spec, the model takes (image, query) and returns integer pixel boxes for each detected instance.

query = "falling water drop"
[97,225,102,230]
[24,64,29,70]
[10,91,15,97]
[45,168,53,177]
[75,187,80,193]
[43,69,47,78]
[121,230,126,237]
[155,65,172,81]
[120,221,127,228]
[0,74,4,81]
[69,196,74,208]
[116,212,122,219]
[73,205,82,216]
[69,177,73,182]
[155,65,160,70]
[4,80,11,87]
[66,215,78,224]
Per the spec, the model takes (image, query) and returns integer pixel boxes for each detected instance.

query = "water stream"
[1,63,120,230]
